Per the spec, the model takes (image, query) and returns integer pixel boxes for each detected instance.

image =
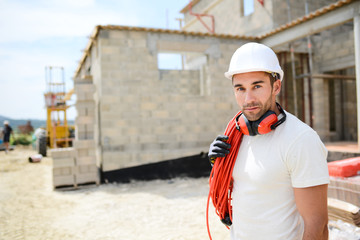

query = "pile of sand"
[0,148,359,240]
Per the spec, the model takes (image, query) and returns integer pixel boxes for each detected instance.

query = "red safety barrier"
[328,157,360,178]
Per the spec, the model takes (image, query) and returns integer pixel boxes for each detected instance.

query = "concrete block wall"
[70,75,100,186]
[76,28,246,172]
[310,23,357,141]
[159,70,200,95]
[312,77,330,140]
[74,76,96,143]
[314,24,355,73]
[182,0,274,36]
[182,0,339,36]
[341,68,357,141]
[272,0,339,28]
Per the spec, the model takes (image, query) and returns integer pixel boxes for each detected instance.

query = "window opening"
[157,53,183,70]
[243,0,254,16]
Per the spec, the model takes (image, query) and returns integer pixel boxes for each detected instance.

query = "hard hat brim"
[224,68,284,81]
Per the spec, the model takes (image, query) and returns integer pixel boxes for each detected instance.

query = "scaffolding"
[44,66,73,148]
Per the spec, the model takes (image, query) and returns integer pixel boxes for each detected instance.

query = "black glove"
[208,135,231,166]
[221,212,232,227]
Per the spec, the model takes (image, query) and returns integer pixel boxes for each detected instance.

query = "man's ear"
[273,79,281,96]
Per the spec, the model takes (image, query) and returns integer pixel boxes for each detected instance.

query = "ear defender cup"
[237,114,252,135]
[235,103,286,136]
[253,111,278,135]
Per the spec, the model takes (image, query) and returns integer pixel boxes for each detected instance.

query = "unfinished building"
[72,0,360,182]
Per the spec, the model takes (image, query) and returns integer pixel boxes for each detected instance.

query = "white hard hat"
[4,120,9,125]
[224,42,284,81]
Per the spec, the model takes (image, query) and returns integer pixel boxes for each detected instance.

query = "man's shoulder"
[274,111,327,161]
[283,111,314,132]
[276,110,320,143]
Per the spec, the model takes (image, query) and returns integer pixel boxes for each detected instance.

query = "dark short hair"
[266,72,280,87]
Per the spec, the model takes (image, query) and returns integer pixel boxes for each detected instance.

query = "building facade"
[73,0,360,177]
[182,0,358,142]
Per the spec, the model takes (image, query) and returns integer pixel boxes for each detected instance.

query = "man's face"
[233,71,281,121]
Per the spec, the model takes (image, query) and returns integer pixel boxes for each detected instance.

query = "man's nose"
[244,91,255,104]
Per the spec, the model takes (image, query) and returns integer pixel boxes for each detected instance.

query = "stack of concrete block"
[50,148,76,188]
[73,139,99,185]
[73,74,100,186]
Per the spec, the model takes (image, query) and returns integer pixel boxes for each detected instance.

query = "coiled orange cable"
[206,111,243,240]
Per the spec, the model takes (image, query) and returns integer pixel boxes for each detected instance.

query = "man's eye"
[254,85,261,89]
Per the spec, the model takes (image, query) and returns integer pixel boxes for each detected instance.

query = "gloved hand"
[208,135,231,166]
[221,212,232,227]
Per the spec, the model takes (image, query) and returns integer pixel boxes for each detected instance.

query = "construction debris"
[328,198,360,227]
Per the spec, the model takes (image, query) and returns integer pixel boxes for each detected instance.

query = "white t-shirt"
[230,111,329,240]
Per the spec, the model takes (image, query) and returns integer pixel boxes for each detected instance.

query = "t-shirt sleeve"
[286,130,330,188]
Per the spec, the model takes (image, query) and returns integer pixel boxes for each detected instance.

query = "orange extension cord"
[206,111,243,240]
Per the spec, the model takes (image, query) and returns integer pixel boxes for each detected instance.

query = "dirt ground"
[0,147,359,240]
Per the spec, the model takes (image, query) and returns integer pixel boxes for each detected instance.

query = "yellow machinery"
[40,66,74,155]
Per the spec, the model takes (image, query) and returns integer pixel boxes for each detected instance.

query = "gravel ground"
[0,147,359,240]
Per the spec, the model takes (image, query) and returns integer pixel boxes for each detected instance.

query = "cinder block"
[75,172,99,185]
[76,156,96,165]
[49,148,76,159]
[140,102,157,110]
[75,116,95,125]
[76,164,98,174]
[76,148,96,158]
[53,166,74,176]
[74,75,93,84]
[76,107,95,117]
[73,140,95,149]
[74,164,99,185]
[109,30,128,39]
[52,157,75,168]
[76,123,94,132]
[152,110,169,118]
[53,175,76,187]
[76,92,94,101]
[101,46,120,54]
[75,84,95,93]
[75,131,95,140]
[75,101,95,110]
[102,152,130,171]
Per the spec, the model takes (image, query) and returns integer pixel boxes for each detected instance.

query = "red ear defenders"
[235,103,286,136]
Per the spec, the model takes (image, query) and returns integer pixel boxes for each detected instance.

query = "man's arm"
[294,184,328,240]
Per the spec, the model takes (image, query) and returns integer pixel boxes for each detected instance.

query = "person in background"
[3,120,13,154]
[208,42,329,240]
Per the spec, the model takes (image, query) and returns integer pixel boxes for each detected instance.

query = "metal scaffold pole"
[354,14,360,150]
[305,0,314,127]
[286,0,298,117]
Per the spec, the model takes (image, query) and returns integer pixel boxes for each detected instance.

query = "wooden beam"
[312,74,356,80]
[261,1,360,48]
[328,198,360,227]
[296,73,356,80]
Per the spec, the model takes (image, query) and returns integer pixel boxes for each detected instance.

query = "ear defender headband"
[235,103,286,136]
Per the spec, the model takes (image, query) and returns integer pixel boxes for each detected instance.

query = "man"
[208,42,329,240]
[2,120,13,153]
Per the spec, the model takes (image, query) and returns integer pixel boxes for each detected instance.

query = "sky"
[0,0,189,120]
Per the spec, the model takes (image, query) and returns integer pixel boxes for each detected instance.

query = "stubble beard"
[242,95,273,121]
